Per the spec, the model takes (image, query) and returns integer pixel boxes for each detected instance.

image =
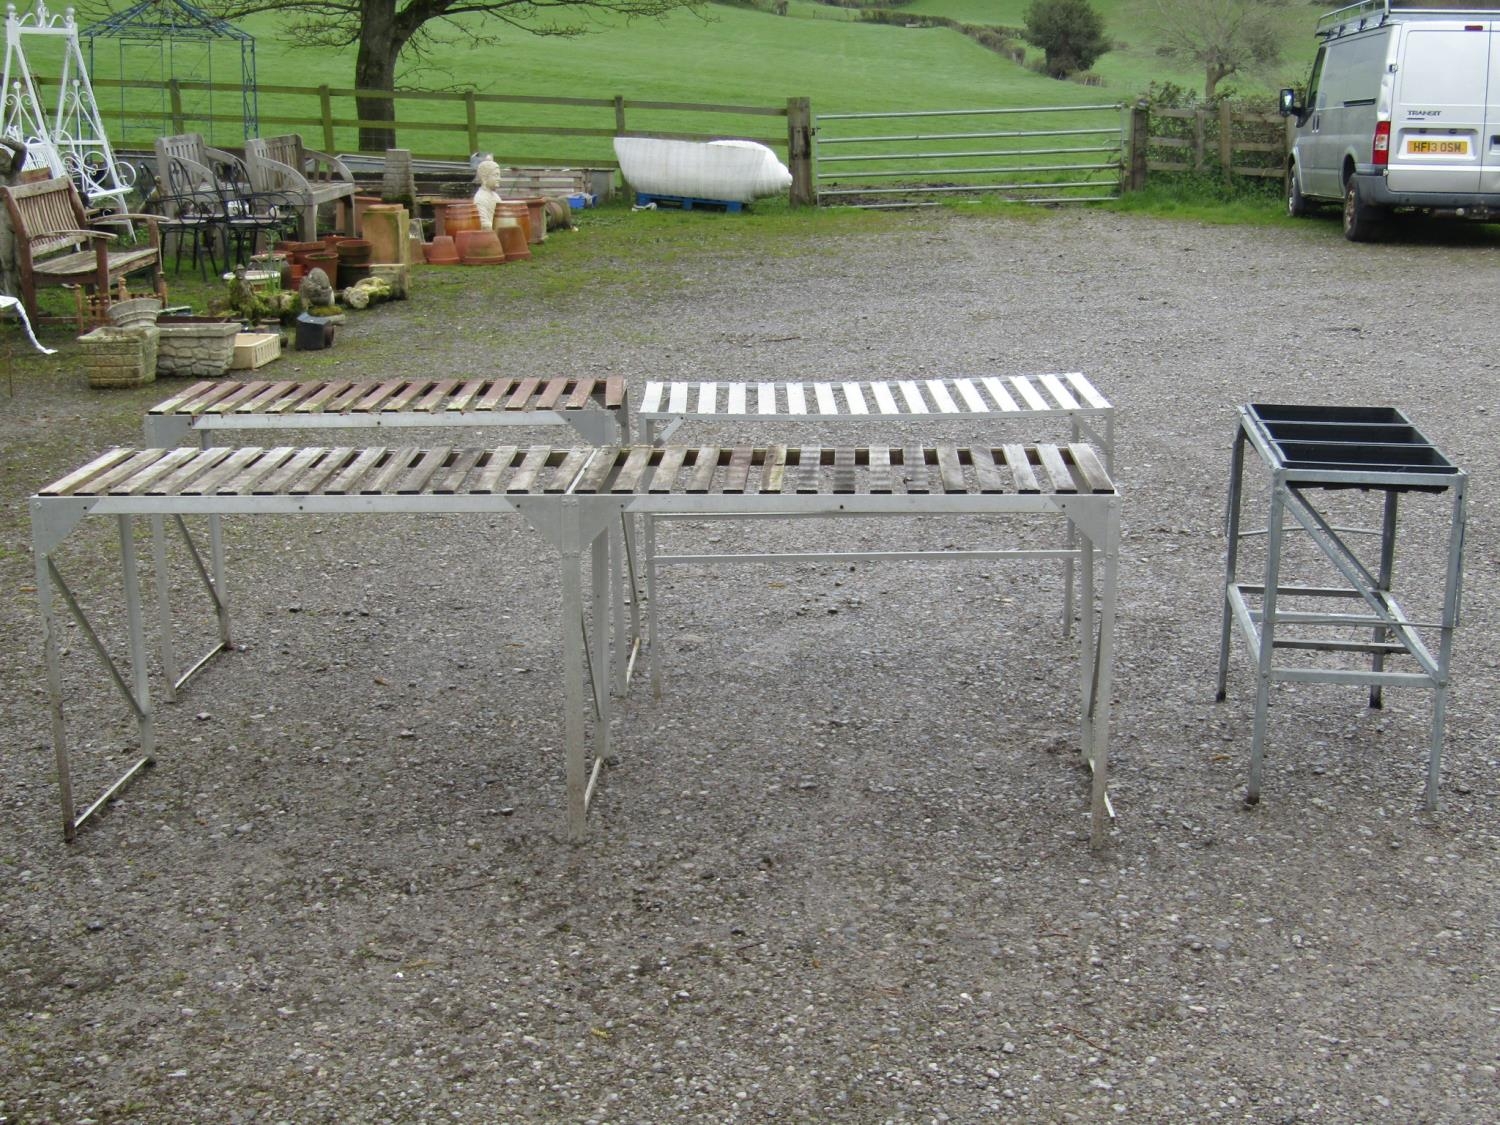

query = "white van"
[1280,0,1500,240]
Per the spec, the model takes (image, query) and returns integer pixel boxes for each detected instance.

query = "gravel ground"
[1,207,1497,1124]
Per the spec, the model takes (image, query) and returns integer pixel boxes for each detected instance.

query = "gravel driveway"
[1,207,1496,1123]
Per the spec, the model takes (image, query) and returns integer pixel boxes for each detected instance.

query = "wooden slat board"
[147,377,625,421]
[37,444,1115,502]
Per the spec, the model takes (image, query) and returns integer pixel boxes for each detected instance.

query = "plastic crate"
[230,332,281,370]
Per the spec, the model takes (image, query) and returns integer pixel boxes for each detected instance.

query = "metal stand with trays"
[1216,403,1467,809]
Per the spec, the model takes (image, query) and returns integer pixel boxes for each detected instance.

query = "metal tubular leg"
[1369,490,1399,709]
[1062,417,1080,638]
[1427,481,1467,810]
[561,538,589,841]
[1078,515,1097,766]
[1090,524,1119,851]
[35,549,76,839]
[1216,430,1247,701]
[150,515,180,701]
[644,510,662,699]
[1247,485,1286,805]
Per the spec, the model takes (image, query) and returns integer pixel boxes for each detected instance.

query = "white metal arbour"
[813,103,1126,209]
[1,1,131,212]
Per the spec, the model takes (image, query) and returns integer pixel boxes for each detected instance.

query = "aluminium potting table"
[1216,403,1467,808]
[140,375,634,699]
[32,440,1120,848]
[635,372,1117,688]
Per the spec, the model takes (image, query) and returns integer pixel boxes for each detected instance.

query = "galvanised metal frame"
[1215,404,1467,809]
[32,442,1121,849]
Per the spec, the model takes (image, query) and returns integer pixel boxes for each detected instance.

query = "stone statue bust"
[473,159,504,231]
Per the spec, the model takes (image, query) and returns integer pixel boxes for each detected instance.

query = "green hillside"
[80,1,1327,157]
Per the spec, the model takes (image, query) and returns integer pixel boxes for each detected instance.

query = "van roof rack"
[1318,0,1500,38]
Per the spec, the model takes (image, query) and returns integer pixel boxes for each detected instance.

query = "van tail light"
[1373,121,1391,166]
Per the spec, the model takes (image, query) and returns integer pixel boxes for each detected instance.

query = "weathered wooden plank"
[972,447,1008,493]
[649,446,689,493]
[505,377,542,410]
[218,447,298,495]
[761,444,788,494]
[289,447,358,495]
[254,447,329,495]
[146,379,222,416]
[297,380,356,413]
[359,446,423,494]
[113,448,204,495]
[321,446,388,495]
[471,446,519,494]
[1068,443,1114,493]
[686,446,720,493]
[832,446,856,493]
[612,445,653,493]
[91,449,179,495]
[209,380,274,414]
[900,447,930,494]
[603,376,626,410]
[234,380,298,414]
[507,445,554,493]
[547,447,590,493]
[1003,444,1040,493]
[1037,444,1077,493]
[432,448,484,493]
[571,445,618,493]
[182,446,268,494]
[474,378,516,412]
[262,381,323,415]
[381,380,432,412]
[413,379,460,412]
[867,444,892,494]
[394,446,453,494]
[796,445,822,494]
[935,445,966,493]
[149,448,238,496]
[724,446,753,493]
[446,378,487,412]
[535,377,569,410]
[1065,371,1110,410]
[350,379,404,413]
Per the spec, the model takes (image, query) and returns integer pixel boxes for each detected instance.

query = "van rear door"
[1387,21,1491,194]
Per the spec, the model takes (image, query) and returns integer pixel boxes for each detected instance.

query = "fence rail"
[1139,104,1289,183]
[814,103,1125,208]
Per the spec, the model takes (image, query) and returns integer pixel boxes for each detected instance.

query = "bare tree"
[1146,0,1284,100]
[190,1,704,151]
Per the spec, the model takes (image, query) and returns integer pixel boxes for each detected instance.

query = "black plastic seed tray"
[1246,403,1460,488]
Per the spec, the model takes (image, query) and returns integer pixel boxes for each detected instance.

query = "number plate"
[1406,138,1470,156]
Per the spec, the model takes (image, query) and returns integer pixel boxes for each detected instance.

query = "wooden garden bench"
[0,176,166,330]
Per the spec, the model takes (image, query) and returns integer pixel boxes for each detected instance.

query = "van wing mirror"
[1279,88,1303,119]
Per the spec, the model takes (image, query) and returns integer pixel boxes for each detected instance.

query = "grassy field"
[72,0,1326,160]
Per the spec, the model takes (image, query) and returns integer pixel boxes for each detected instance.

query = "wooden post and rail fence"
[71,76,1288,205]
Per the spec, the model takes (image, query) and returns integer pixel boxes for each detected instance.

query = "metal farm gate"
[814,103,1125,208]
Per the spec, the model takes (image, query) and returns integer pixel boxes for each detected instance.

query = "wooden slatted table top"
[146,376,627,420]
[39,443,1116,501]
[637,373,1111,419]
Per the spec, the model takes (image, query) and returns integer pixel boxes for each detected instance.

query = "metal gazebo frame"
[80,0,256,148]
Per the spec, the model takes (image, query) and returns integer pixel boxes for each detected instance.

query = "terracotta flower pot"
[336,238,373,261]
[444,201,481,234]
[455,228,506,264]
[495,201,532,245]
[496,223,531,262]
[423,235,460,265]
[521,197,547,244]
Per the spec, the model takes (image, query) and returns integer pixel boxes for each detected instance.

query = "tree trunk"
[355,0,403,152]
[1205,64,1233,102]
